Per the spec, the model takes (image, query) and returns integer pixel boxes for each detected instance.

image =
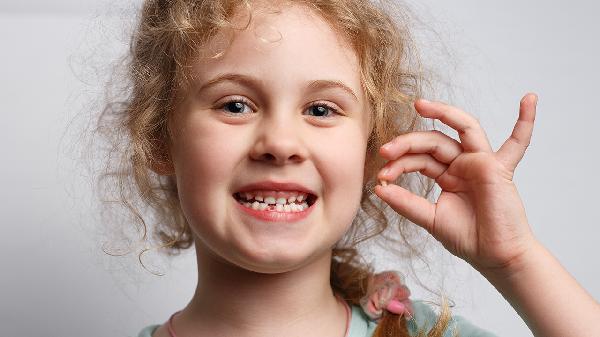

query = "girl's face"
[168,4,370,273]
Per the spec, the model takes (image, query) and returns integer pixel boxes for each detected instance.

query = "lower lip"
[234,198,316,223]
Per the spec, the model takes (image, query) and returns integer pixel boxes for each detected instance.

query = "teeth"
[237,191,311,207]
[237,199,310,212]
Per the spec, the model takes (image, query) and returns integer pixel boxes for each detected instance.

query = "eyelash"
[216,97,341,118]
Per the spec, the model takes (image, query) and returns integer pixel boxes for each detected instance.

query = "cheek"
[171,119,245,228]
[316,124,367,227]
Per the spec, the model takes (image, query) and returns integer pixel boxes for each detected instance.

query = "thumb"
[374,184,436,234]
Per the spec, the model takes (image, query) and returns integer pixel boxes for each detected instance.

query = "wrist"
[478,237,545,283]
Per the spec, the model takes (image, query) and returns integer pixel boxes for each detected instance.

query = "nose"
[249,114,308,166]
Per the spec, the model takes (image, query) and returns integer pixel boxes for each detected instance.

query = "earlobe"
[148,147,175,176]
[149,159,175,176]
[148,139,175,176]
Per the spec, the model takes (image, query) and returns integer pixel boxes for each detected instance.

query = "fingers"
[379,153,447,181]
[496,93,538,171]
[374,183,435,234]
[377,153,461,191]
[380,130,463,165]
[414,99,493,153]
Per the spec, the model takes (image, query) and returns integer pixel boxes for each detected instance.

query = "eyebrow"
[197,73,359,102]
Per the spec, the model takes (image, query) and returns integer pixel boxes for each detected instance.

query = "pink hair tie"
[359,271,414,322]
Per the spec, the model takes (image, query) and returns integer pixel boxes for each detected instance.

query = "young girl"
[94,0,600,336]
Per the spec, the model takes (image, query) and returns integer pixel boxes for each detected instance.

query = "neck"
[174,238,348,337]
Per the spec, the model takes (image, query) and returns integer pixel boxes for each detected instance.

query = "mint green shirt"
[137,300,498,337]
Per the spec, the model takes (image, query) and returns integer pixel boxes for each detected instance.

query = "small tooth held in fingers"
[379,179,388,187]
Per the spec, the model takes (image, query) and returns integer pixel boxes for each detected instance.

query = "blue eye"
[306,102,340,118]
[216,98,340,118]
[219,98,253,115]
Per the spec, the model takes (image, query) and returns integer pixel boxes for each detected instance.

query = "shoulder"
[137,324,161,337]
[406,300,499,337]
[349,300,498,337]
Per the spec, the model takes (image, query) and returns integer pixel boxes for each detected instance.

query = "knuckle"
[431,129,446,137]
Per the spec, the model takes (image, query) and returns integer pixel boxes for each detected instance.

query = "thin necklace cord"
[166,294,351,337]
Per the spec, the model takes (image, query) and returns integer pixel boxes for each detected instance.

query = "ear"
[148,140,175,176]
[149,158,175,176]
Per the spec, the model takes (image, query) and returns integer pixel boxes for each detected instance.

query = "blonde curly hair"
[93,0,454,335]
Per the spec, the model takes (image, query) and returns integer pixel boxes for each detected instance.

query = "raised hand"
[374,94,538,274]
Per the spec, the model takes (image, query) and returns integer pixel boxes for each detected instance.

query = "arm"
[374,94,600,336]
[481,239,600,337]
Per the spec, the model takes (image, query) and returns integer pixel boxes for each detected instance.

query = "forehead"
[191,3,364,100]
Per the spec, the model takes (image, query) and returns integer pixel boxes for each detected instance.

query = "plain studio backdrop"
[1,1,598,336]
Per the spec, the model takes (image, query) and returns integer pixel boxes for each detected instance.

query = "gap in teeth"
[237,192,311,205]
[235,193,311,212]
[239,199,309,212]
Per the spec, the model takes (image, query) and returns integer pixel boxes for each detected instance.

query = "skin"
[153,4,370,337]
[374,95,600,336]
[150,3,600,337]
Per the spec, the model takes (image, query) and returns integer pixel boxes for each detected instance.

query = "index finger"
[414,99,493,153]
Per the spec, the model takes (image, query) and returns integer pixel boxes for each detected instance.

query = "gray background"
[1,1,598,336]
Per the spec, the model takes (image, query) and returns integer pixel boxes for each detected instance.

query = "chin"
[227,244,330,274]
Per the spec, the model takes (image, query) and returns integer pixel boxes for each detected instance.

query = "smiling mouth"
[232,192,317,211]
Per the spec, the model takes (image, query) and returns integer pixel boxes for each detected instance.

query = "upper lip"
[235,181,317,196]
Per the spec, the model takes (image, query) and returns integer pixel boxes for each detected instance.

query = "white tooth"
[264,196,276,204]
[297,194,305,202]
[255,194,264,202]
[251,201,260,210]
[244,202,252,207]
[276,197,287,205]
[244,192,252,200]
[288,195,297,203]
[283,204,291,212]
[291,204,299,212]
[276,204,284,212]
[258,202,268,210]
[301,202,308,209]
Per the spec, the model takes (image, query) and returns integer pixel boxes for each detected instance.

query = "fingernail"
[419,98,431,104]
